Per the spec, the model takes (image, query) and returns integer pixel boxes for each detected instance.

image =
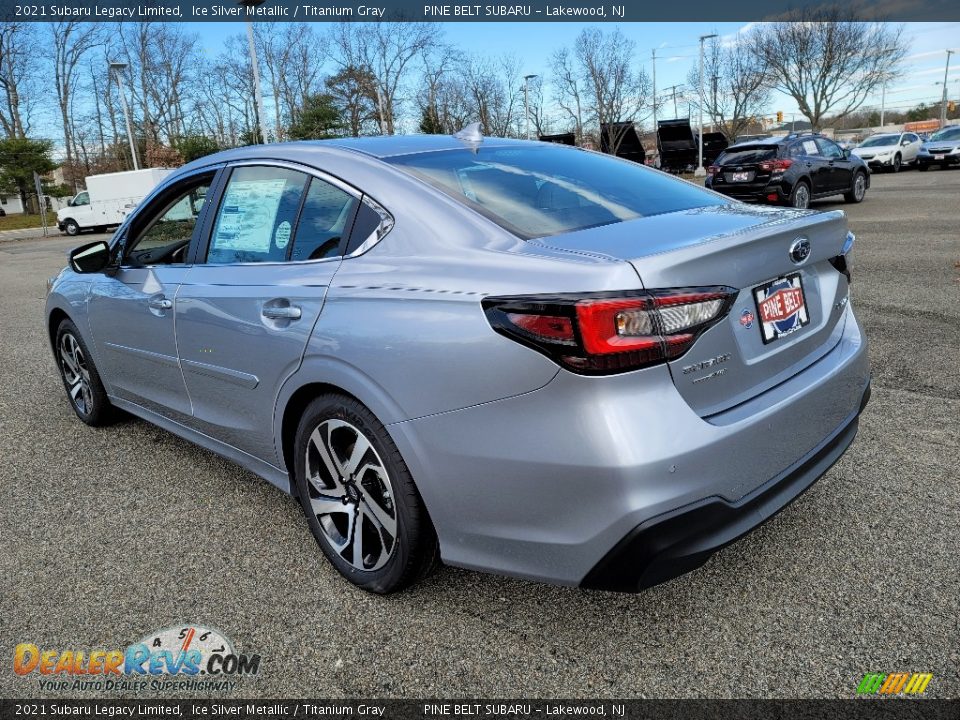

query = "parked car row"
[705,132,869,209]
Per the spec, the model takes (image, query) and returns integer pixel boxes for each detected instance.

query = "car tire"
[789,181,811,209]
[293,394,439,594]
[918,163,929,172]
[891,154,901,173]
[55,319,116,426]
[844,171,867,204]
[63,219,80,236]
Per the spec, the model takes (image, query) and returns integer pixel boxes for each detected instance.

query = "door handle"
[148,297,173,310]
[262,305,302,320]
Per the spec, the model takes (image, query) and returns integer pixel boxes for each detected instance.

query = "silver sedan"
[46,131,870,593]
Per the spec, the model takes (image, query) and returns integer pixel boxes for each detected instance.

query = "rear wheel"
[844,171,867,204]
[789,181,811,209]
[55,319,115,426]
[293,394,439,593]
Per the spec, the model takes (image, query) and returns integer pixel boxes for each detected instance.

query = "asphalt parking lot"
[1,168,957,700]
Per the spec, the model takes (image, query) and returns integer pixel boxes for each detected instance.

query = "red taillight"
[758,158,793,173]
[483,287,736,375]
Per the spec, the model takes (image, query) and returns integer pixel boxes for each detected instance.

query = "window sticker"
[803,140,818,155]
[274,220,291,250]
[213,178,287,254]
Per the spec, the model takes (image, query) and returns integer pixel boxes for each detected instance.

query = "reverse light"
[483,287,737,375]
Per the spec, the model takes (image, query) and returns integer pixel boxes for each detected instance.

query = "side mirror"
[66,198,74,207]
[843,148,851,159]
[69,240,111,274]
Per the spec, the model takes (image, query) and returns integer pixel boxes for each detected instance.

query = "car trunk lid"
[534,205,852,417]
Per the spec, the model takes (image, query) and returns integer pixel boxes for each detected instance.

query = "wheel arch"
[47,307,71,351]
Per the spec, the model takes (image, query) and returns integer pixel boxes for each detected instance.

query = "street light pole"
[940,50,954,128]
[651,49,658,134]
[523,74,538,140]
[238,0,269,144]
[108,62,139,171]
[695,33,718,177]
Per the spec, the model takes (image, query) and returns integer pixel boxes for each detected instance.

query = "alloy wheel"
[854,174,866,201]
[793,184,810,209]
[304,419,397,572]
[59,332,93,415]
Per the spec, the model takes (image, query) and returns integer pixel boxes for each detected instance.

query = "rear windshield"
[716,146,777,164]
[386,146,724,239]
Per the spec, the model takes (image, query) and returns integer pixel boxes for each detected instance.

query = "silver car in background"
[46,132,870,593]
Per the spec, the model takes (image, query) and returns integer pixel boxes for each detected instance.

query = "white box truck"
[57,168,174,236]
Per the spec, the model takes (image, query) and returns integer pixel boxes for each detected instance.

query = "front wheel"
[918,163,929,172]
[293,394,439,593]
[63,219,80,236]
[844,171,867,204]
[55,319,116,426]
[789,181,811,209]
[891,154,902,173]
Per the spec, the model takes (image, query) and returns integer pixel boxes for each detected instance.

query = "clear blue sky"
[194,20,960,120]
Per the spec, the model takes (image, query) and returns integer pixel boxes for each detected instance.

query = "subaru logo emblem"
[789,237,812,265]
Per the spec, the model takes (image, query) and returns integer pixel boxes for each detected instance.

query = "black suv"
[704,133,870,209]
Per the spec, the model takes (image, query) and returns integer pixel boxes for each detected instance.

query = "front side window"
[207,166,308,264]
[816,138,843,159]
[73,192,90,206]
[125,175,212,266]
[387,145,724,239]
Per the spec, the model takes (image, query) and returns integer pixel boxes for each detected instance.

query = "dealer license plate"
[934,154,945,160]
[752,273,810,344]
[731,171,751,182]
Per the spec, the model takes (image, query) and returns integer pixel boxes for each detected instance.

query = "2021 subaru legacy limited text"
[47,134,870,593]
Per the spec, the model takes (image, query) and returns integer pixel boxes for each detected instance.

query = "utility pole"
[523,74,538,140]
[238,0,269,144]
[940,50,954,128]
[880,81,887,128]
[695,33,718,177]
[662,84,682,119]
[711,75,719,133]
[108,62,139,170]
[651,49,658,133]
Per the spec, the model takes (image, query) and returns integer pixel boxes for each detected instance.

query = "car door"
[69,191,95,228]
[792,139,830,193]
[86,169,219,419]
[816,138,851,192]
[174,162,363,465]
[902,133,921,163]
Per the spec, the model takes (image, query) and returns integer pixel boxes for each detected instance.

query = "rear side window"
[716,146,778,164]
[207,166,308,264]
[289,178,358,262]
[387,145,724,239]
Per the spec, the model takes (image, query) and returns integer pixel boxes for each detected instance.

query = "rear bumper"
[389,304,870,588]
[582,382,870,592]
[705,179,789,204]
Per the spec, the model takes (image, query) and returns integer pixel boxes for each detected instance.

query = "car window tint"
[289,178,358,262]
[717,146,778,164]
[388,145,724,239]
[126,176,212,266]
[207,166,308,264]
[816,139,842,159]
[344,200,387,255]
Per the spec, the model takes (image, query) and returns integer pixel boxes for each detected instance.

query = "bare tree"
[550,47,586,143]
[48,22,103,183]
[747,11,907,130]
[256,24,326,140]
[559,28,652,154]
[688,36,770,140]
[0,22,37,138]
[330,22,442,134]
[461,54,523,137]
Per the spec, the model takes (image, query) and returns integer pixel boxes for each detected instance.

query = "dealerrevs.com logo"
[13,625,260,693]
[856,672,933,696]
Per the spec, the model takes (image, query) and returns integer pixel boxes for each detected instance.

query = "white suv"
[852,132,922,172]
